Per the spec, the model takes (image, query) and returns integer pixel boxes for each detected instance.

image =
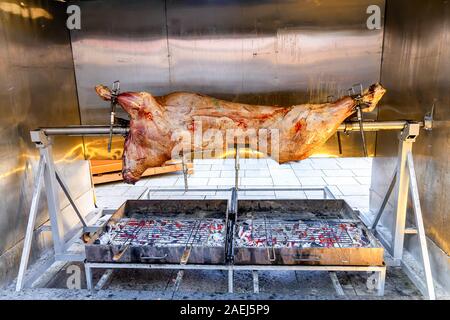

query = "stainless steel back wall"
[0,0,84,286]
[71,0,385,159]
[371,0,450,255]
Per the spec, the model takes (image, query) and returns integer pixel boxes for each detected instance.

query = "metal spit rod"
[41,126,129,136]
[338,121,420,132]
[36,121,421,137]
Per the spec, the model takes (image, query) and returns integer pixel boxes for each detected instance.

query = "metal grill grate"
[236,219,370,248]
[97,218,226,247]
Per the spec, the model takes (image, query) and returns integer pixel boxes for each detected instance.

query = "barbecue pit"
[85,200,229,264]
[82,196,385,294]
[234,200,383,266]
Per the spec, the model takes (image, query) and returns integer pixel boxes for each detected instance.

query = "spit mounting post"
[107,80,121,153]
[370,122,435,299]
[356,107,368,157]
[235,146,240,191]
[349,84,369,157]
[181,152,189,191]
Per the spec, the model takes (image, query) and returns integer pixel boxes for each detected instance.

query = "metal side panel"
[370,0,450,295]
[70,0,170,159]
[371,0,450,255]
[0,0,85,286]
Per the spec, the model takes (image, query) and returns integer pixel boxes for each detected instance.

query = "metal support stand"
[228,268,234,293]
[15,158,45,292]
[329,272,345,296]
[16,133,70,291]
[234,146,240,191]
[181,153,189,191]
[371,123,435,300]
[16,121,434,299]
[405,152,435,300]
[84,263,386,296]
[375,268,386,296]
[252,270,259,293]
[85,264,93,292]
[15,129,118,291]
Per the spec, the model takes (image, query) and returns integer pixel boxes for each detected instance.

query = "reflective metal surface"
[40,126,129,136]
[70,0,170,159]
[36,120,412,136]
[0,0,85,285]
[371,0,450,255]
[71,0,385,159]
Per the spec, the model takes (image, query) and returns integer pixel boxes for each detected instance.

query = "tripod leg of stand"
[16,158,45,291]
[41,144,64,255]
[371,168,397,230]
[181,154,188,192]
[406,152,435,300]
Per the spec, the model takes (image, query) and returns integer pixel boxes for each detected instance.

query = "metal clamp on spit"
[349,83,371,157]
[107,80,121,153]
[181,151,189,191]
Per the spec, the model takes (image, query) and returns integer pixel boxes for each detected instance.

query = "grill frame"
[84,198,383,267]
[84,199,230,264]
[233,199,384,266]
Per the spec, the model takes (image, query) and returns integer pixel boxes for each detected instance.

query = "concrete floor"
[0,157,428,299]
[1,262,421,300]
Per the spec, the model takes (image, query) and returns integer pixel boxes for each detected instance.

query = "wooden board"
[90,160,123,175]
[90,160,193,185]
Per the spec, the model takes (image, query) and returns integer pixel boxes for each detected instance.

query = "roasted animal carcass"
[95,84,386,184]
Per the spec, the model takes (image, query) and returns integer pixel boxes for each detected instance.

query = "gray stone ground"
[1,262,421,300]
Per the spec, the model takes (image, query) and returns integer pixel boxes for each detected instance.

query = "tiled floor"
[94,157,373,214]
